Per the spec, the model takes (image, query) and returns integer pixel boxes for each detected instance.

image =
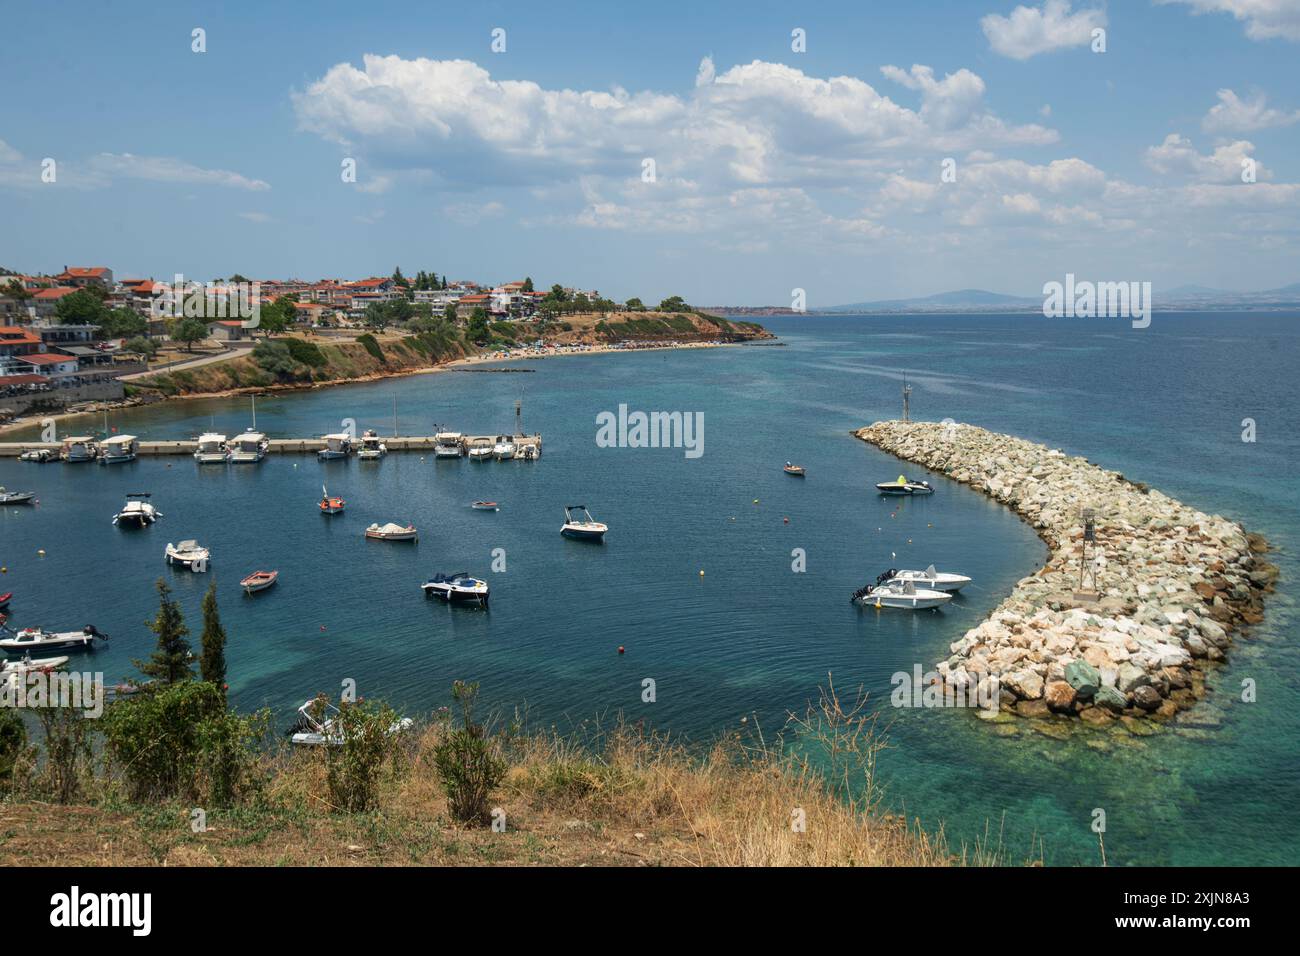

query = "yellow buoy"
[37,549,46,556]
[699,570,705,577]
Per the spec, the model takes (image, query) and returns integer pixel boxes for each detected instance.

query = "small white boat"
[888,565,971,593]
[194,433,229,464]
[851,576,951,610]
[783,461,806,477]
[18,448,56,463]
[98,434,138,464]
[356,431,387,460]
[433,432,464,458]
[471,500,499,511]
[0,653,70,677]
[468,440,493,461]
[0,486,37,505]
[228,429,268,463]
[876,474,933,496]
[290,698,414,746]
[493,439,516,460]
[165,539,211,571]
[561,504,608,542]
[365,522,418,542]
[113,493,161,527]
[422,572,490,607]
[317,433,352,460]
[240,569,278,594]
[0,625,107,654]
[60,436,99,463]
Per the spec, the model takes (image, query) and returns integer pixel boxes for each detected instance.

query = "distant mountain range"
[708,283,1300,315]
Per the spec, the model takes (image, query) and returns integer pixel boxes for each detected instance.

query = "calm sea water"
[1,312,1296,865]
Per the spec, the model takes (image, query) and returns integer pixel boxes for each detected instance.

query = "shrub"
[432,681,505,826]
[252,340,303,379]
[35,705,94,804]
[0,708,29,793]
[320,696,407,812]
[356,333,385,362]
[283,337,327,368]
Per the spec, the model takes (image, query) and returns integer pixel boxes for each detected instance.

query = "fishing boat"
[165,539,211,571]
[98,434,138,464]
[365,522,418,542]
[290,698,414,746]
[240,569,278,594]
[319,485,345,514]
[886,565,972,593]
[875,474,934,496]
[18,448,56,463]
[561,504,608,542]
[433,432,464,458]
[193,432,229,464]
[468,439,493,461]
[60,436,98,463]
[851,573,951,610]
[0,653,70,677]
[518,443,540,460]
[471,500,499,511]
[422,572,490,607]
[317,433,352,460]
[0,624,107,654]
[112,493,161,527]
[783,461,806,477]
[493,438,516,460]
[228,429,269,463]
[0,486,36,505]
[356,430,387,460]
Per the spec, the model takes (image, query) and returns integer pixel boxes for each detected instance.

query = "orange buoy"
[783,517,789,524]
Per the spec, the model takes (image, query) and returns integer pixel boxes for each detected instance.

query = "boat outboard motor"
[83,624,107,640]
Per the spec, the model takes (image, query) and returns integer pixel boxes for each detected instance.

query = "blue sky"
[2,0,1298,305]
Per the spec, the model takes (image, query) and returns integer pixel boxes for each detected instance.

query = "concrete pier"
[0,434,543,458]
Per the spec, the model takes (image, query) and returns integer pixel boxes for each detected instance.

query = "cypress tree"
[136,579,193,685]
[199,581,228,697]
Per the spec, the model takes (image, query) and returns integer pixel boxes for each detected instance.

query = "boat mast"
[514,398,522,438]
[902,372,912,422]
[251,393,257,430]
[393,395,398,436]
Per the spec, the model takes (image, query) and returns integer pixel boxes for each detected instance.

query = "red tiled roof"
[0,374,49,386]
[59,267,110,278]
[17,353,76,366]
[0,327,43,346]
[33,287,78,299]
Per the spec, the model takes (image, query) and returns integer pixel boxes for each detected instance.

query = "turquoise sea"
[1,312,1296,865]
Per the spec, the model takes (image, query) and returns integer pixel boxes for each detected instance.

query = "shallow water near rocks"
[1,312,1295,865]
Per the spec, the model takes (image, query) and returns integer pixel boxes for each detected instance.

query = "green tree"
[54,288,108,325]
[123,336,158,358]
[625,297,645,311]
[136,579,194,685]
[256,297,294,335]
[170,318,209,352]
[659,295,689,313]
[467,307,491,345]
[443,304,458,324]
[3,279,32,301]
[199,582,227,699]
[99,307,148,339]
[522,276,534,293]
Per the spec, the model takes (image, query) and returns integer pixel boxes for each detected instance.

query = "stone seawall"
[855,421,1277,726]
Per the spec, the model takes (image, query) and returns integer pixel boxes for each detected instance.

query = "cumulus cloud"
[1144,133,1269,183]
[1202,88,1300,132]
[1155,0,1300,41]
[980,1,1107,59]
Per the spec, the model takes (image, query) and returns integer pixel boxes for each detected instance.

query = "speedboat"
[561,505,608,542]
[887,564,971,593]
[365,522,418,542]
[98,434,138,464]
[422,572,490,607]
[875,474,934,496]
[0,624,107,654]
[193,433,229,464]
[317,433,352,460]
[319,485,345,514]
[113,493,161,527]
[471,501,499,511]
[851,574,951,610]
[228,429,268,463]
[493,439,516,461]
[783,462,806,477]
[0,486,36,505]
[356,431,387,460]
[468,439,493,461]
[433,432,464,458]
[165,540,210,571]
[60,436,99,463]
[18,448,56,463]
[240,569,278,594]
[290,698,414,746]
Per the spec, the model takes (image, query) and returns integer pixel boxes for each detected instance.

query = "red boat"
[0,592,10,611]
[319,485,345,515]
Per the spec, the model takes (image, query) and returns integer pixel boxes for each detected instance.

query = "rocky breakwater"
[855,421,1277,726]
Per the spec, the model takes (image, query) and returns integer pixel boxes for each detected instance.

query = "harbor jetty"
[856,420,1277,725]
[0,434,541,458]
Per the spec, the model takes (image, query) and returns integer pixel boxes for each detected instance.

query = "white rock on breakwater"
[856,420,1277,725]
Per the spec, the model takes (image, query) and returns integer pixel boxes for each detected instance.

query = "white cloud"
[1144,133,1269,183]
[980,1,1107,59]
[443,200,505,225]
[1155,0,1300,41]
[1202,88,1300,132]
[87,154,270,190]
[238,211,272,223]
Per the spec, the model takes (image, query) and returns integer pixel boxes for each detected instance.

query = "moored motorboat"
[0,624,108,654]
[194,433,229,464]
[887,565,971,593]
[290,698,414,746]
[240,569,279,594]
[165,539,210,571]
[317,433,352,460]
[319,485,345,514]
[228,429,269,463]
[98,434,138,464]
[851,572,951,610]
[356,430,387,460]
[422,572,490,607]
[433,432,464,458]
[113,493,161,527]
[365,521,418,542]
[471,500,499,511]
[493,438,516,460]
[468,439,493,461]
[875,474,933,495]
[561,504,608,542]
[0,486,37,505]
[18,448,56,463]
[60,436,98,463]
[783,461,806,477]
